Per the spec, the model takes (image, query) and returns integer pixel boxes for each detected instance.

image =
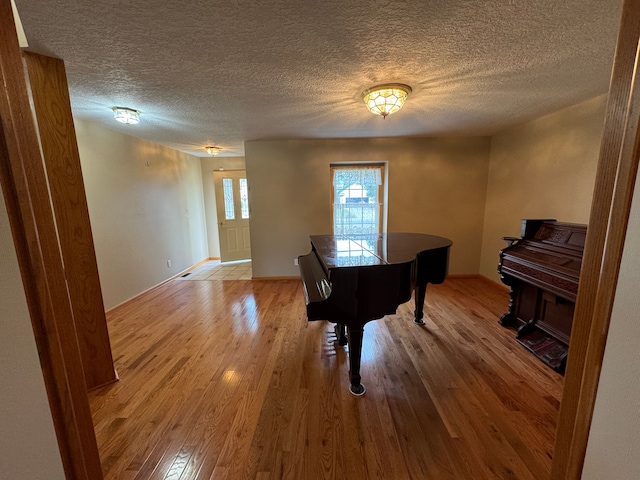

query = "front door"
[213,170,251,262]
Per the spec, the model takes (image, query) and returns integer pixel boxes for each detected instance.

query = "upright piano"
[298,232,452,396]
[498,219,586,373]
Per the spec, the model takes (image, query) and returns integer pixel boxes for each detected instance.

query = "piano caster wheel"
[349,383,366,396]
[414,318,425,326]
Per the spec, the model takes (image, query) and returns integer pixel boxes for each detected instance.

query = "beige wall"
[0,184,66,479]
[583,160,640,480]
[245,137,491,277]
[72,97,609,299]
[200,156,246,258]
[479,95,608,283]
[75,120,209,309]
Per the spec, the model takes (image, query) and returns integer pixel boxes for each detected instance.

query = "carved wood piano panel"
[498,219,586,373]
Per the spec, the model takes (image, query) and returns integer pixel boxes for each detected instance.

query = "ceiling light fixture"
[362,83,412,118]
[112,107,140,125]
[205,146,222,156]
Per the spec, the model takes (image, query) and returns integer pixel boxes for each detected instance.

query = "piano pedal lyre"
[328,323,348,346]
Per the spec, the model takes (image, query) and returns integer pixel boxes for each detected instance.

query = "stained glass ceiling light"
[362,83,412,118]
[112,107,140,125]
[205,146,222,156]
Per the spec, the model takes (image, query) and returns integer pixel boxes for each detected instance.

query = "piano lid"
[310,233,452,269]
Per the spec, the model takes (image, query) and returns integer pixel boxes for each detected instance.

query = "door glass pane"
[223,178,235,220]
[240,178,249,219]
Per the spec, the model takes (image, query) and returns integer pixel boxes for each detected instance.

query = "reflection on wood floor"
[90,276,563,480]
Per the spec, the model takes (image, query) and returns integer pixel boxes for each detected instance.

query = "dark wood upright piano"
[498,219,586,373]
[298,232,452,396]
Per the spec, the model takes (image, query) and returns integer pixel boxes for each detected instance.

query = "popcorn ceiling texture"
[15,0,623,157]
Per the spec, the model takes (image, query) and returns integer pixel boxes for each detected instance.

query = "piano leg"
[346,324,366,396]
[498,274,518,327]
[413,283,427,325]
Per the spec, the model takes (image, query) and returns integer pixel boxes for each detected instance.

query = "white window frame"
[330,163,387,236]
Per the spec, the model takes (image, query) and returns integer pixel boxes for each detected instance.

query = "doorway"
[213,170,251,262]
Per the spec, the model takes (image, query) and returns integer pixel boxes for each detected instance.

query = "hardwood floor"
[89,276,563,480]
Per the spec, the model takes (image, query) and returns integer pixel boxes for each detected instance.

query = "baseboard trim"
[478,274,509,290]
[106,257,211,315]
[252,276,300,281]
[106,268,507,316]
[444,274,509,291]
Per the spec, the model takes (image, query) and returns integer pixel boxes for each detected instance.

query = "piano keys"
[498,219,586,373]
[298,233,452,396]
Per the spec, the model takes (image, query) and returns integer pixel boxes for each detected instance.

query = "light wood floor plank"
[89,276,563,479]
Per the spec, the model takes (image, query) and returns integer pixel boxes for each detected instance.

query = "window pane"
[240,178,249,219]
[223,178,235,220]
[332,167,382,235]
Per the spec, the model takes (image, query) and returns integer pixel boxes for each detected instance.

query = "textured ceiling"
[15,0,623,157]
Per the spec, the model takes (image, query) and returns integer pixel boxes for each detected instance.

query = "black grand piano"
[498,219,586,373]
[298,233,452,396]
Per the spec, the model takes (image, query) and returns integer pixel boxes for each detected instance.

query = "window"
[222,176,250,221]
[331,164,385,236]
[239,178,249,219]
[222,178,235,220]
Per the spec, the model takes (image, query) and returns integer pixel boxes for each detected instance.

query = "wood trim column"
[550,0,640,478]
[0,1,103,478]
[23,52,117,391]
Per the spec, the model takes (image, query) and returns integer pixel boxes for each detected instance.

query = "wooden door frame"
[1,0,638,478]
[23,51,117,391]
[550,0,640,477]
[0,1,103,478]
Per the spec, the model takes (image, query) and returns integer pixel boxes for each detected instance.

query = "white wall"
[479,95,607,283]
[0,184,66,480]
[245,137,491,278]
[75,120,209,309]
[200,156,246,258]
[582,165,640,479]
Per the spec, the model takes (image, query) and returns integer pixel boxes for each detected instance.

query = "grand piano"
[498,219,586,373]
[298,232,452,396]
